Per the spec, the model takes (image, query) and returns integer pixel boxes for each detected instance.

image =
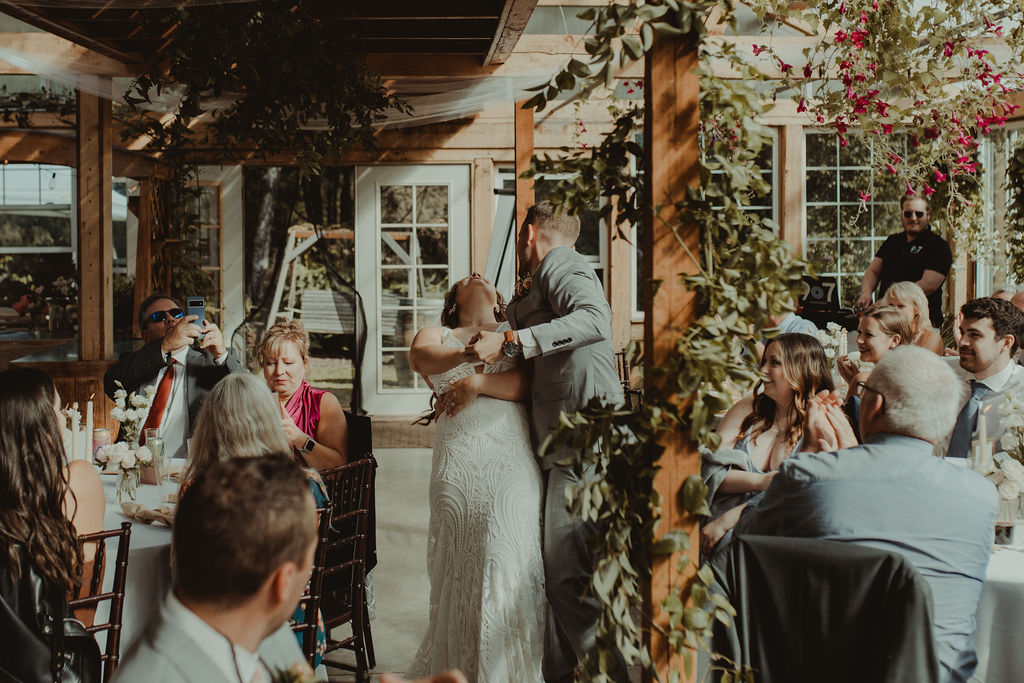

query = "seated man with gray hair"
[730,346,997,683]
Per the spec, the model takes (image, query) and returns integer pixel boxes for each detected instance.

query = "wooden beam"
[484,0,540,65]
[365,35,644,78]
[642,32,701,682]
[777,124,804,257]
[132,177,155,339]
[0,130,173,178]
[514,99,535,274]
[76,85,114,361]
[0,32,133,76]
[0,3,140,67]
[472,157,495,273]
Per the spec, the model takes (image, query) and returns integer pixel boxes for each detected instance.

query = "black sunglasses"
[903,210,926,218]
[145,308,184,325]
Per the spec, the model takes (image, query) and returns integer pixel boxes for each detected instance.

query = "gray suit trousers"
[543,464,628,682]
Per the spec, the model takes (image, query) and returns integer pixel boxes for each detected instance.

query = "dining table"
[972,520,1024,683]
[93,462,182,654]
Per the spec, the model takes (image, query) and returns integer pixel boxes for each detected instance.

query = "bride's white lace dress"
[407,324,546,683]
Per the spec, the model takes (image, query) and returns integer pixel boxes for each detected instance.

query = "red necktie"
[141,360,175,442]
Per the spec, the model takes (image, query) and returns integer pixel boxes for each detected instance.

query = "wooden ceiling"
[0,0,539,69]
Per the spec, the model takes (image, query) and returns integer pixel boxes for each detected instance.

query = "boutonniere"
[514,274,533,298]
[272,662,323,683]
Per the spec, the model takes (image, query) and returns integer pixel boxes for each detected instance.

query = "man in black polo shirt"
[855,195,952,329]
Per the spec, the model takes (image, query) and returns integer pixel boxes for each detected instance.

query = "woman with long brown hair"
[0,366,104,681]
[701,333,835,554]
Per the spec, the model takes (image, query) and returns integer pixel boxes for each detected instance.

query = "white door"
[355,165,471,416]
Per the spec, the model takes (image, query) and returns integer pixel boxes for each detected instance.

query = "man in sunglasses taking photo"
[103,292,243,459]
[855,194,953,329]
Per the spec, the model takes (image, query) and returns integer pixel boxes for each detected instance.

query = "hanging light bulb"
[48,172,57,190]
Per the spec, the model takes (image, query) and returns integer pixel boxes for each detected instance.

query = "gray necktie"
[947,380,990,458]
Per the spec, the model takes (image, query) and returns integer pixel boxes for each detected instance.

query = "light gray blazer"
[112,603,304,683]
[506,246,623,469]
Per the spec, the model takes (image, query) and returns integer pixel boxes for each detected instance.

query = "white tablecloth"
[972,526,1024,682]
[95,466,178,652]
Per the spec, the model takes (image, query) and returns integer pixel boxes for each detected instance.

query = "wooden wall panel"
[472,157,495,273]
[514,100,535,272]
[777,124,804,257]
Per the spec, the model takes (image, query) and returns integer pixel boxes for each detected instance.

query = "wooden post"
[642,34,701,682]
[132,177,155,338]
[472,157,495,273]
[777,124,804,257]
[76,85,113,360]
[514,100,535,272]
[606,202,633,351]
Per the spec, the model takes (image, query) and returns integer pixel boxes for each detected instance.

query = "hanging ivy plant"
[123,0,408,178]
[115,0,409,306]
[0,85,75,127]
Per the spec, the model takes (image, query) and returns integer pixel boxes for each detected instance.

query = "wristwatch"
[299,437,316,455]
[502,329,523,359]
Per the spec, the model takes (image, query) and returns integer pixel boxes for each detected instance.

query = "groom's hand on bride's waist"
[464,329,504,364]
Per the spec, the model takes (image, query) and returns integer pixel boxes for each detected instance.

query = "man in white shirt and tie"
[945,297,1024,458]
[103,292,243,458]
[114,456,316,683]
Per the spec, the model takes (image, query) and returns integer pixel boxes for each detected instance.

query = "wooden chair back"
[291,499,334,662]
[319,458,375,675]
[69,522,132,682]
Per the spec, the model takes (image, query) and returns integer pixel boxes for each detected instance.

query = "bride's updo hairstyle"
[440,280,507,329]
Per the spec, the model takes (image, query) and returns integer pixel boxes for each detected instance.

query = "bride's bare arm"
[438,367,529,416]
[410,327,468,375]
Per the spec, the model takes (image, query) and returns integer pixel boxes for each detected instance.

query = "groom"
[467,201,624,682]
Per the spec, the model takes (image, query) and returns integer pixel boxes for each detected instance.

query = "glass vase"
[116,468,140,503]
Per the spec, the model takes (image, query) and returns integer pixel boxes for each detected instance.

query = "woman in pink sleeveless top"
[258,320,347,469]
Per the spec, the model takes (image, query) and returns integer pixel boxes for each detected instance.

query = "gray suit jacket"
[112,602,304,683]
[506,246,623,469]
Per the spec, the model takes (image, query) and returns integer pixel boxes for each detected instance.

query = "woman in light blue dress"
[701,333,835,553]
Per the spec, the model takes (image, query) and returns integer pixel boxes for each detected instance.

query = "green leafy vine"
[530,1,807,681]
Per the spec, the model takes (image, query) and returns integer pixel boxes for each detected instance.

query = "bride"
[406,273,545,683]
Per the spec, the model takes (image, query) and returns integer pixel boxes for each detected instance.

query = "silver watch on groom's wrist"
[502,329,523,359]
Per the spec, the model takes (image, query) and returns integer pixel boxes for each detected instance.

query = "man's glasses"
[853,381,883,399]
[903,210,926,219]
[145,308,184,325]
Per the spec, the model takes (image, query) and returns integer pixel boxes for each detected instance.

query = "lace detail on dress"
[426,324,518,395]
[410,322,546,683]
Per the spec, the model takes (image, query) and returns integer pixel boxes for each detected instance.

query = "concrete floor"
[326,447,432,681]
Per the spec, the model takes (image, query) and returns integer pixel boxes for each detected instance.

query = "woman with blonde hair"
[701,333,836,554]
[183,373,291,483]
[837,304,914,394]
[883,281,944,354]
[257,319,347,469]
[183,371,329,669]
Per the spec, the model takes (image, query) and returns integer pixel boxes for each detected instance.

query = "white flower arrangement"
[110,381,156,447]
[814,321,847,364]
[95,441,153,502]
[999,390,1024,468]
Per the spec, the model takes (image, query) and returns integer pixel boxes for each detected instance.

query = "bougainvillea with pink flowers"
[749,0,1024,261]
